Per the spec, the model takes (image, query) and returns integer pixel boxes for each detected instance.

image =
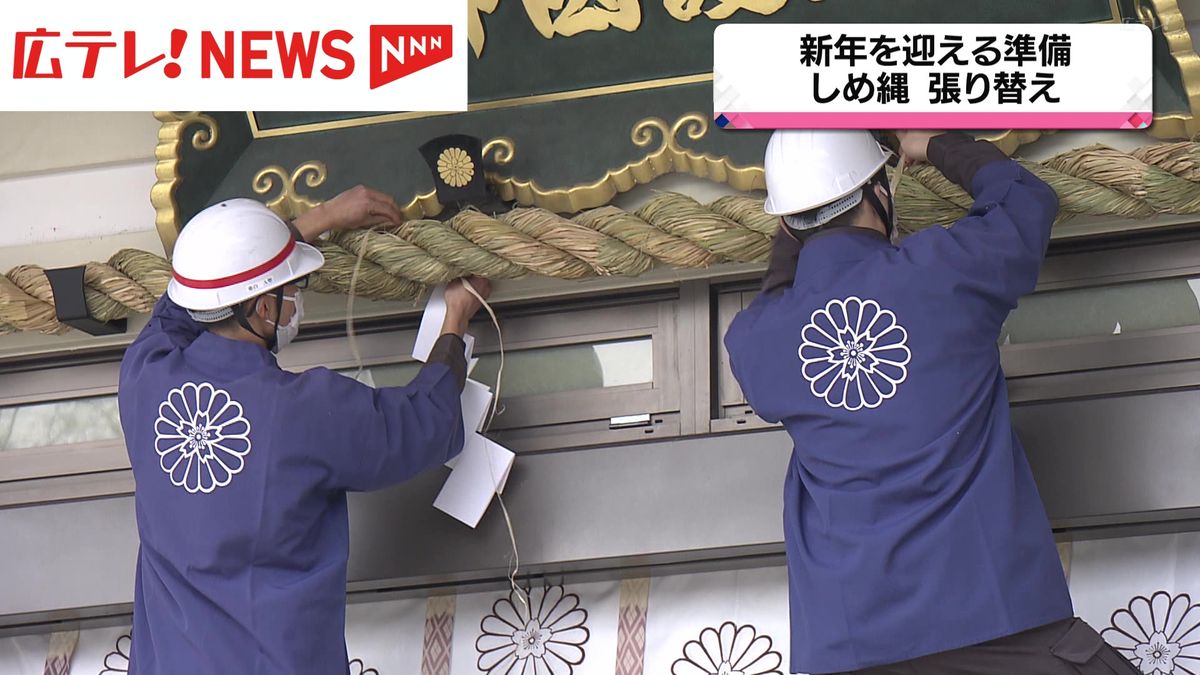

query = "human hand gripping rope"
[346,232,528,614]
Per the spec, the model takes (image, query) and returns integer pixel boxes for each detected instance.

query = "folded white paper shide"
[447,379,493,470]
[412,284,475,363]
[433,433,515,528]
[415,284,516,528]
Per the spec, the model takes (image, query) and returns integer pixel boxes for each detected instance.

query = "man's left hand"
[293,185,404,241]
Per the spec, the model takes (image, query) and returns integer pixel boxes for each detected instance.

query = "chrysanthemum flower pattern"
[1102,592,1200,675]
[154,382,251,494]
[799,297,910,411]
[476,584,590,675]
[671,622,783,675]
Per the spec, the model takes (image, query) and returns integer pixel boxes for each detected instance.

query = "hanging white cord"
[346,246,527,612]
[461,278,529,614]
[892,153,909,202]
[346,231,370,383]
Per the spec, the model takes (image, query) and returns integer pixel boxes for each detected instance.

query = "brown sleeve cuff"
[762,227,803,294]
[284,219,305,242]
[425,333,467,391]
[927,132,1010,194]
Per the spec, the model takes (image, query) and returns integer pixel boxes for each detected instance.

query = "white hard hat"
[167,199,325,313]
[763,130,890,219]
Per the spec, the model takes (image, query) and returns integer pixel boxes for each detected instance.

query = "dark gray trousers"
[839,619,1139,675]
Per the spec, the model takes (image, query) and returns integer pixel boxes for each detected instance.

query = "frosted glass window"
[335,362,422,388]
[470,338,653,398]
[332,338,654,398]
[1001,278,1200,345]
[0,396,122,451]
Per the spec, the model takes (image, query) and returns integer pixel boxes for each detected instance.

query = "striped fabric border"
[43,630,79,675]
[615,578,651,675]
[421,594,456,675]
[1058,541,1074,583]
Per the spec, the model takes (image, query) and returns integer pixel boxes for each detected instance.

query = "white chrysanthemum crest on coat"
[154,382,252,494]
[799,296,910,411]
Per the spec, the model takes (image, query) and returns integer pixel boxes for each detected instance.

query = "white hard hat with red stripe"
[167,199,325,316]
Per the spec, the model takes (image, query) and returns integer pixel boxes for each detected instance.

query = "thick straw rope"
[8,140,1200,335]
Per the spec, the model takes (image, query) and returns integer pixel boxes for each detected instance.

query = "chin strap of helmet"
[233,286,284,351]
[860,171,895,239]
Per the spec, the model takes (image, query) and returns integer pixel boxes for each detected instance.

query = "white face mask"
[265,291,303,352]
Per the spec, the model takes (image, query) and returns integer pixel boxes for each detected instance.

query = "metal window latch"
[609,413,652,429]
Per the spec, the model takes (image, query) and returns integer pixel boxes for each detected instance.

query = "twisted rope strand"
[9,140,1200,334]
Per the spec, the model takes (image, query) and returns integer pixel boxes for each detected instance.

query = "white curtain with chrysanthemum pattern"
[6,535,1200,675]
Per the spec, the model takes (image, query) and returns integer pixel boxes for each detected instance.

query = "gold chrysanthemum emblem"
[437,148,475,188]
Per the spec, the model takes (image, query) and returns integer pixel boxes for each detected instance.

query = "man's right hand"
[441,276,493,336]
[893,130,942,165]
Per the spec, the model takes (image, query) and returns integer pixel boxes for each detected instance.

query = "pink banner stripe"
[717,111,1151,129]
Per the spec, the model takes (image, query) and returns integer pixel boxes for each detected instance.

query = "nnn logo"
[369,25,452,89]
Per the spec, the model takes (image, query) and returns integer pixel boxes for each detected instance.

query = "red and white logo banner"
[0,0,466,111]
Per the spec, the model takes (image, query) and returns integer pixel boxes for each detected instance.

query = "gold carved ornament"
[470,0,817,57]
[1143,0,1200,139]
[523,0,642,38]
[150,112,219,256]
[469,0,501,57]
[665,0,788,22]
[252,161,327,221]
[479,113,763,215]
